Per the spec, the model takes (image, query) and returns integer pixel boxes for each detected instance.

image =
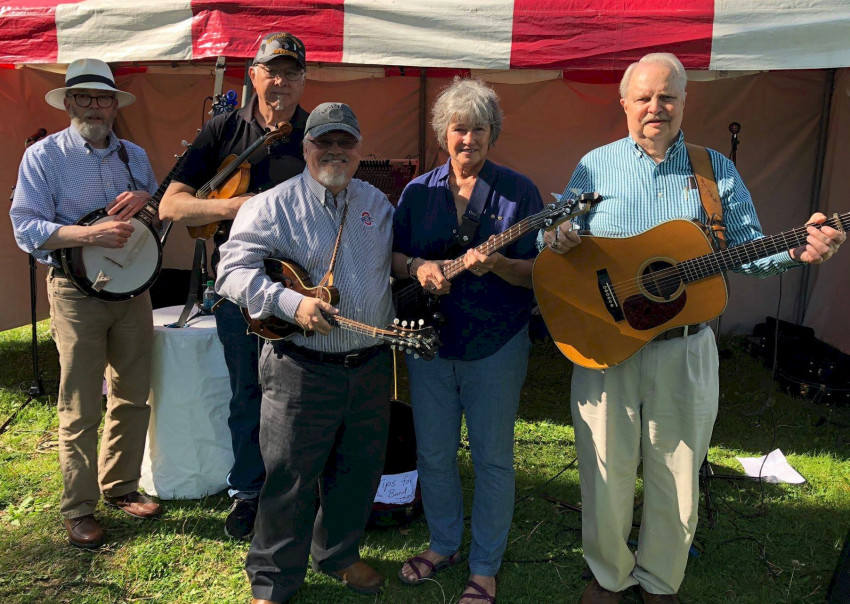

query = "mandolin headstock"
[387,319,441,361]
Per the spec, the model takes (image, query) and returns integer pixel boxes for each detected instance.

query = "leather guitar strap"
[318,199,350,288]
[686,143,727,250]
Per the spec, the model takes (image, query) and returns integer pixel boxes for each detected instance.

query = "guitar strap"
[685,143,727,250]
[318,198,350,288]
[454,161,499,250]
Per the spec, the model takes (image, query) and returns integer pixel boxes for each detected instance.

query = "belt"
[656,323,707,341]
[274,341,385,368]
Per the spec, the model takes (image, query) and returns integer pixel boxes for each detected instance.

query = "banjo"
[58,145,190,302]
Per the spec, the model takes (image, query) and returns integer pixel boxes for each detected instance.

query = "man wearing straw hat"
[11,58,162,549]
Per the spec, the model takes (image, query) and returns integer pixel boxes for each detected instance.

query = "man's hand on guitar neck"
[789,212,846,265]
[294,297,338,335]
[542,220,581,255]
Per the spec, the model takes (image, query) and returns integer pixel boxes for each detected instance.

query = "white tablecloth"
[140,305,233,499]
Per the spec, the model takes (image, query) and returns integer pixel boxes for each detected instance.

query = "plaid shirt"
[11,126,158,266]
[559,132,799,276]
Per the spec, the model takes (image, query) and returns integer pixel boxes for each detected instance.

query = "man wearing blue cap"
[217,102,394,603]
[160,32,309,540]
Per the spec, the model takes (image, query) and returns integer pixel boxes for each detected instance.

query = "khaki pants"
[47,273,154,519]
[571,327,718,595]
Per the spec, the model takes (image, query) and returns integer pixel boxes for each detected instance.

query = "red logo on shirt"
[360,211,373,227]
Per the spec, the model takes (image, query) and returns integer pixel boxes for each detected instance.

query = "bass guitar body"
[533,219,727,370]
[59,209,162,301]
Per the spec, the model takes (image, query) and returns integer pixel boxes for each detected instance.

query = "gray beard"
[316,165,349,191]
[71,117,110,145]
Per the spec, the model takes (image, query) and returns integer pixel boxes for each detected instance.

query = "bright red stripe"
[511,0,714,70]
[190,0,345,63]
[0,0,70,63]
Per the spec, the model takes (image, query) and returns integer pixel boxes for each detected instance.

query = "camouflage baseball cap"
[253,32,306,70]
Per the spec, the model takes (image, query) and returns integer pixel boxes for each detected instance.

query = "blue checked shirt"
[216,167,395,353]
[10,126,158,266]
[553,133,800,276]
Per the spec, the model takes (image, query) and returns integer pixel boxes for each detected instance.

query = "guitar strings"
[600,218,846,299]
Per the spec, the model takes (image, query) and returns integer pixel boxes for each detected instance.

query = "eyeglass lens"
[72,94,116,108]
[262,67,303,81]
[309,137,358,150]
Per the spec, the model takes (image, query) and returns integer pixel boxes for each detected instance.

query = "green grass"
[1,323,848,603]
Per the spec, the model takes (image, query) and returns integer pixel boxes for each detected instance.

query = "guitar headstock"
[542,190,601,231]
[387,319,441,361]
[266,121,294,144]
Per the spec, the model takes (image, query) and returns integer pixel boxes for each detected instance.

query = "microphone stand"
[699,121,765,528]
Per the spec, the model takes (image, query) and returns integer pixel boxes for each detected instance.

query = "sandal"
[459,578,496,603]
[397,550,462,586]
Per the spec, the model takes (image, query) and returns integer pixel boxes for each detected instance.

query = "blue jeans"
[214,298,264,498]
[406,326,530,576]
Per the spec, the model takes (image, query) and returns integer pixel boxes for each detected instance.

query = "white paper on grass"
[374,470,418,505]
[735,449,806,484]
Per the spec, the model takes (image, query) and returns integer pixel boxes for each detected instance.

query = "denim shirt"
[393,158,543,360]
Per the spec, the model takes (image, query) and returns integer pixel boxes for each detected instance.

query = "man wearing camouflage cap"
[160,32,309,540]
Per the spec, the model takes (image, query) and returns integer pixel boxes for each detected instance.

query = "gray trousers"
[247,343,391,602]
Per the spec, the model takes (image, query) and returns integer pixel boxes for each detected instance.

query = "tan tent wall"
[1,66,845,353]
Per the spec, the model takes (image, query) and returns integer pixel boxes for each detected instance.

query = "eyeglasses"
[68,93,117,108]
[307,136,359,150]
[259,66,304,82]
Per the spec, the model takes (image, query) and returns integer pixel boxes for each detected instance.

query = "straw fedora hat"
[45,59,136,109]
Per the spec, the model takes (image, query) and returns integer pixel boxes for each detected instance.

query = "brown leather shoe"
[640,588,680,603]
[104,491,163,519]
[580,578,624,603]
[65,514,104,548]
[315,560,385,595]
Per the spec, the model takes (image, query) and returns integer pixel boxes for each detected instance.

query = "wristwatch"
[406,256,418,279]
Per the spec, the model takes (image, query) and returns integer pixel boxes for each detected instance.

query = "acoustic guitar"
[241,258,441,360]
[187,122,292,240]
[533,212,849,370]
[394,191,600,323]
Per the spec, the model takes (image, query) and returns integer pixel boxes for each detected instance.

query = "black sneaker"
[224,497,258,540]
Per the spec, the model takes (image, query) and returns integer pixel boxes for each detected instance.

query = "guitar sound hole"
[641,261,681,301]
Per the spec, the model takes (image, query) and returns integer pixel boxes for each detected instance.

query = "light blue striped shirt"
[216,167,395,353]
[557,132,799,276]
[10,126,158,266]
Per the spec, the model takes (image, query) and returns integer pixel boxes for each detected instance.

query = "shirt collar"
[304,167,349,208]
[240,95,307,132]
[628,130,686,162]
[67,125,120,155]
[436,157,497,183]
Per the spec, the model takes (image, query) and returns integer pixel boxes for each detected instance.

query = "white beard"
[315,161,350,191]
[71,116,111,145]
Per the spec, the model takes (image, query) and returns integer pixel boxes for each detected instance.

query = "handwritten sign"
[374,470,418,505]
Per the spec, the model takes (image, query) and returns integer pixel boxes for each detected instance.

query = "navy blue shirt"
[393,159,543,360]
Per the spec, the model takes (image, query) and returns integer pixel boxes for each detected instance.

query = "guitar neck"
[324,314,398,345]
[441,211,552,280]
[680,212,850,282]
[135,148,191,227]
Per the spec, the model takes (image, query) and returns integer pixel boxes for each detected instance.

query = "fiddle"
[187,121,293,240]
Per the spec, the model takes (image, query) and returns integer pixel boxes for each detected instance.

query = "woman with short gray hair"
[391,77,543,604]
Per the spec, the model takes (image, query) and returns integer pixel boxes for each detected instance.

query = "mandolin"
[533,212,849,370]
[187,122,292,240]
[241,258,441,360]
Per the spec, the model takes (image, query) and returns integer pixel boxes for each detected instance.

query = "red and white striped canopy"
[1,0,848,70]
